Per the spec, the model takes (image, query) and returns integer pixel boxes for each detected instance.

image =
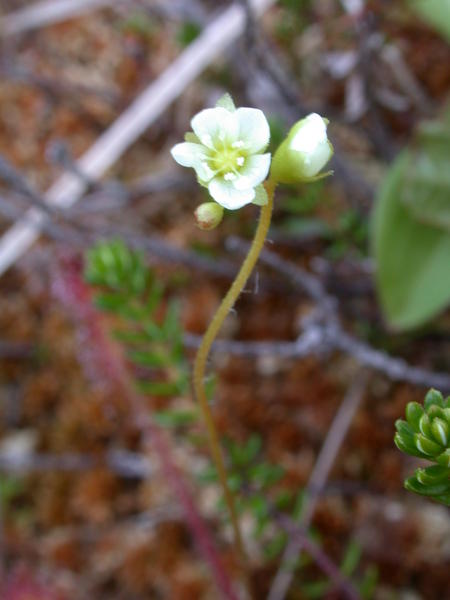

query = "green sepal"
[216,93,236,112]
[252,184,268,206]
[300,169,334,184]
[185,132,200,143]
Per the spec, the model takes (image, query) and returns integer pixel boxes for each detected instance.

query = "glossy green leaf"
[409,0,450,42]
[372,152,450,330]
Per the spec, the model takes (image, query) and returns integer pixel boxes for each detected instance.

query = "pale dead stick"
[0,0,276,277]
[0,0,125,36]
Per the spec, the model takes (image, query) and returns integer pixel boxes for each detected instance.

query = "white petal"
[171,142,207,167]
[235,107,270,153]
[171,142,215,182]
[191,107,238,148]
[233,153,271,190]
[300,141,333,178]
[208,177,255,210]
[290,113,327,153]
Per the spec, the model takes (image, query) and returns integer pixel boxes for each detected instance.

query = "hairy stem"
[193,180,275,571]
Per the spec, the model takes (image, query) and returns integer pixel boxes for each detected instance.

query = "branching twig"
[272,511,361,600]
[268,373,368,600]
[227,239,450,392]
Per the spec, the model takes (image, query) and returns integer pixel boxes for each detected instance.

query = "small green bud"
[271,113,333,184]
[194,202,224,230]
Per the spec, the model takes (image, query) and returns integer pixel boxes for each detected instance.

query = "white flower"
[171,102,271,210]
[271,113,333,184]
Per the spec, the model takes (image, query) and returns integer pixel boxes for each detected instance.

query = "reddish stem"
[53,254,239,600]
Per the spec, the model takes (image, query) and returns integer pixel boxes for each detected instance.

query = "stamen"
[224,172,236,181]
[232,140,245,148]
[236,157,244,166]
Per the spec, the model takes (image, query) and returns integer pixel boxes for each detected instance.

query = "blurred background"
[0,1,449,599]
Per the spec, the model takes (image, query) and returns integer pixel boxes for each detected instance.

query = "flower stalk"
[193,178,276,568]
[171,95,333,592]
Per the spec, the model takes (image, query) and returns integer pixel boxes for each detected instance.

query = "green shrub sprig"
[395,388,450,505]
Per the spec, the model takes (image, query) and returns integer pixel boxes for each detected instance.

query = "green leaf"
[301,580,330,599]
[249,494,268,520]
[130,349,169,368]
[395,419,415,438]
[405,402,424,432]
[176,21,202,47]
[409,0,450,42]
[197,464,218,484]
[415,464,450,486]
[249,463,284,488]
[405,475,450,497]
[371,152,450,330]
[400,136,450,232]
[425,388,444,409]
[245,434,263,462]
[394,433,427,459]
[359,565,378,600]
[94,293,126,312]
[154,409,198,428]
[341,541,361,576]
[264,531,288,559]
[137,380,183,396]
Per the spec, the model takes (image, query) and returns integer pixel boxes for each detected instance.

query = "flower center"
[208,145,246,177]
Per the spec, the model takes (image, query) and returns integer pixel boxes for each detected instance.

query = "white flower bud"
[271,113,333,184]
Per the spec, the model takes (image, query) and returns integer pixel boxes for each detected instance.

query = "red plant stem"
[54,255,239,600]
